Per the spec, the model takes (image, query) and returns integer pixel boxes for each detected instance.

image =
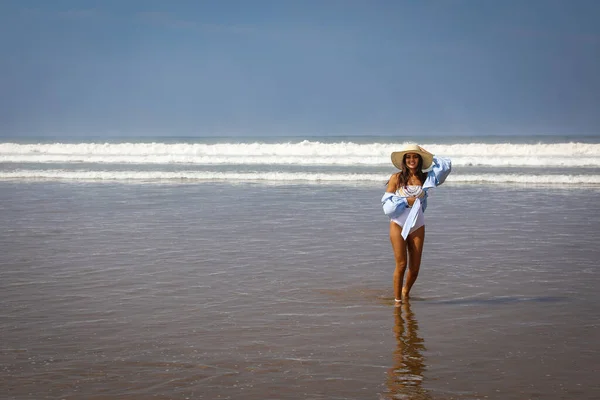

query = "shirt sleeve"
[381,192,408,218]
[424,156,452,187]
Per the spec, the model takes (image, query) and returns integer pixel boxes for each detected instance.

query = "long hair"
[388,154,428,191]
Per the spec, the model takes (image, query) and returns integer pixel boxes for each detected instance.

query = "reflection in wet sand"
[384,302,432,400]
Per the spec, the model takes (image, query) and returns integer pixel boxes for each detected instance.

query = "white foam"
[448,174,600,185]
[2,169,600,185]
[1,141,599,167]
[0,169,383,183]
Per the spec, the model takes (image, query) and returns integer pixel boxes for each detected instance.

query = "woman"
[381,144,451,304]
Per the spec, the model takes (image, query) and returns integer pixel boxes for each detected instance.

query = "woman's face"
[404,153,421,169]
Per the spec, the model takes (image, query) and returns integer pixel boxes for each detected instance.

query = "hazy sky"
[1,0,599,137]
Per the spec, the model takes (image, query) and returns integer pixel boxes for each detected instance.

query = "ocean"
[1,135,599,399]
[1,135,600,185]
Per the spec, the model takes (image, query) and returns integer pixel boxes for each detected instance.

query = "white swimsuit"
[391,185,425,237]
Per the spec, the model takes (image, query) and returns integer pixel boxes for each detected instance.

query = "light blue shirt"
[381,156,452,237]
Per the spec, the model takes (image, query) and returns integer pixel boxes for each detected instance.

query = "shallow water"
[1,182,599,399]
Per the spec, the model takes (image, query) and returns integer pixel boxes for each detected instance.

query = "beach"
[3,0,600,396]
[1,179,599,399]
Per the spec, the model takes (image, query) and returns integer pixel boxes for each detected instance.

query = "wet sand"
[1,182,599,399]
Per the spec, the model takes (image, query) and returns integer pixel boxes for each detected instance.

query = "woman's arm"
[382,173,410,217]
[381,192,409,217]
[385,172,399,193]
[424,156,452,188]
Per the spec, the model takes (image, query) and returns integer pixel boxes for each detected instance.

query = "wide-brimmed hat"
[391,143,434,171]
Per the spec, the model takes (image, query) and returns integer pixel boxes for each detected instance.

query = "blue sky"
[1,0,599,137]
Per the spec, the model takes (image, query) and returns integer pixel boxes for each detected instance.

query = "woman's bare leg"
[402,226,425,300]
[389,221,407,303]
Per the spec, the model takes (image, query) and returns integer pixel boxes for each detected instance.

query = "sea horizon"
[2,132,600,144]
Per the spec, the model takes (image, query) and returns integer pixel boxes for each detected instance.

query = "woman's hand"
[386,173,399,193]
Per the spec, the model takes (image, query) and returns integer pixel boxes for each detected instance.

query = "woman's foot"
[401,289,410,302]
[394,298,402,307]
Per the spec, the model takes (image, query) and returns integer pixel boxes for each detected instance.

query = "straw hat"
[391,144,434,171]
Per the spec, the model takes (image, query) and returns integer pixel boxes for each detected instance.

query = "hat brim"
[391,147,433,171]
